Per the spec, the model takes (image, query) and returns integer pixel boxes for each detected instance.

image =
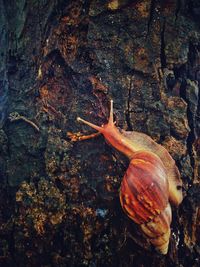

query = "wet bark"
[0,0,200,266]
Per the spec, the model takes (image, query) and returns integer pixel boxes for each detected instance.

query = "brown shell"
[120,150,168,224]
[120,150,171,254]
[120,130,183,206]
[141,203,172,254]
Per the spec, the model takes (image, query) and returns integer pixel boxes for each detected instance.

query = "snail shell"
[120,151,172,254]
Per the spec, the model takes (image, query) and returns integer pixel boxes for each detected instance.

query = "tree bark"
[0,0,200,266]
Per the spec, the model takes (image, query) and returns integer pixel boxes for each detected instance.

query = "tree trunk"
[0,0,200,266]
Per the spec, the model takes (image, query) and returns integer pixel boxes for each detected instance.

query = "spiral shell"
[120,151,172,254]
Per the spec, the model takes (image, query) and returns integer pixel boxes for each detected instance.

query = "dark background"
[0,0,200,266]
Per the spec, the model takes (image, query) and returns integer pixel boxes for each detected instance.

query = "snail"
[71,100,183,254]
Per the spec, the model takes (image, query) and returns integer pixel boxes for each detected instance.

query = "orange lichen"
[135,1,151,18]
[88,76,108,93]
[133,47,149,72]
[61,2,81,25]
[16,179,66,235]
[39,85,49,99]
[108,0,119,10]
[59,34,78,62]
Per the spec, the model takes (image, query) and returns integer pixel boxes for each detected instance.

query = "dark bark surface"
[0,0,200,266]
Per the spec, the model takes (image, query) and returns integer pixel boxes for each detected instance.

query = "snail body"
[76,100,183,254]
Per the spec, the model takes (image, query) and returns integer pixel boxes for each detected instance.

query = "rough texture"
[0,0,200,266]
